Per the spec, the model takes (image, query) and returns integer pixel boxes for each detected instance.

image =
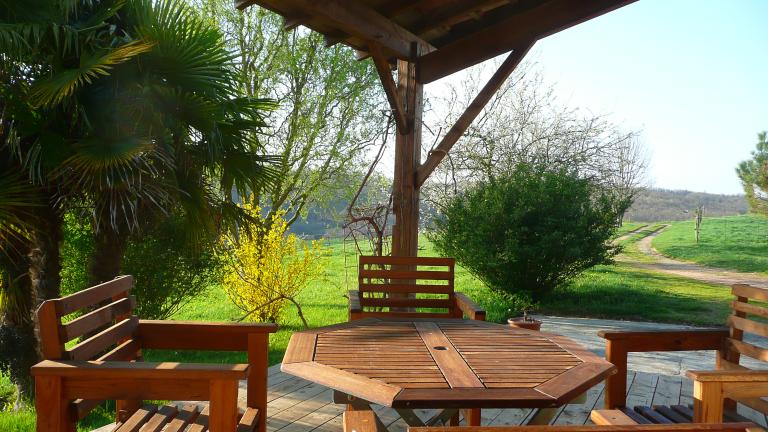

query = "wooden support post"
[391,46,422,258]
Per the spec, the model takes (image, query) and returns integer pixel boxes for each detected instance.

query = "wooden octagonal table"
[281,318,615,428]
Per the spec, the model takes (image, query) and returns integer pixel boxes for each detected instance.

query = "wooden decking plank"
[552,381,605,425]
[268,375,316,402]
[269,382,329,416]
[650,374,683,407]
[268,388,335,431]
[625,371,658,408]
[488,407,530,426]
[276,399,344,432]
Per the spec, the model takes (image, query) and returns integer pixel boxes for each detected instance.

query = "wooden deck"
[262,364,767,431]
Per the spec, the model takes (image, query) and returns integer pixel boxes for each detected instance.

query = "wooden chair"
[597,284,768,425]
[31,275,278,432]
[348,256,485,321]
[343,410,764,432]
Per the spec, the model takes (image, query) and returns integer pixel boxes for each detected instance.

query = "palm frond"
[29,40,154,107]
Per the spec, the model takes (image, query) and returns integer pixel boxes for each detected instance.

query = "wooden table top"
[281,318,616,409]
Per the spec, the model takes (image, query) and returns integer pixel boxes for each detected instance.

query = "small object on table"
[507,316,543,331]
[282,318,614,430]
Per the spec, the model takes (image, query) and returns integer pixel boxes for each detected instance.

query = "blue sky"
[527,0,768,194]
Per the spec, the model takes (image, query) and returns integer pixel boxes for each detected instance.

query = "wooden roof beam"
[241,0,435,60]
[417,0,637,83]
[415,42,533,187]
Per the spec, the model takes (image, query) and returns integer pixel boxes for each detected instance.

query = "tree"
[428,163,623,301]
[736,132,768,215]
[422,61,647,217]
[0,0,275,401]
[198,1,387,225]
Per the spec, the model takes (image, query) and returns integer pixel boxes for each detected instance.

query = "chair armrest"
[349,290,363,320]
[688,370,768,383]
[599,329,729,352]
[601,329,729,410]
[454,293,486,321]
[687,370,768,423]
[137,320,277,351]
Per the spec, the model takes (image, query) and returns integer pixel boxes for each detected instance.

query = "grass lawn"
[653,214,768,273]
[0,227,736,430]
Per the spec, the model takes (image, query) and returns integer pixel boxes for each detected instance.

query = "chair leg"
[693,381,724,423]
[248,333,269,432]
[209,379,239,432]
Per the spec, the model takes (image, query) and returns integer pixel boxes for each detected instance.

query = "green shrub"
[61,211,93,296]
[122,215,222,319]
[429,163,624,300]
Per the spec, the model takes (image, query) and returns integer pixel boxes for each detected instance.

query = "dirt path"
[613,224,648,242]
[624,225,768,288]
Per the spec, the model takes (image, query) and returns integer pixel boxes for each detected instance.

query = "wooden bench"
[31,275,278,432]
[597,284,768,425]
[348,256,485,321]
[342,410,764,432]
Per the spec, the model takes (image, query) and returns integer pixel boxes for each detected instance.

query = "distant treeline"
[625,188,748,222]
[288,188,749,236]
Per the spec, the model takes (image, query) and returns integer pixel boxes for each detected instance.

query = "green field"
[0,231,736,429]
[653,214,768,273]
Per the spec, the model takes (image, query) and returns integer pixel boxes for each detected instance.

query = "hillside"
[625,188,748,222]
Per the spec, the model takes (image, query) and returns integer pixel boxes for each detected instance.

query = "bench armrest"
[601,329,729,410]
[349,290,363,321]
[32,359,246,401]
[31,359,248,380]
[454,293,486,321]
[32,360,245,431]
[137,320,277,351]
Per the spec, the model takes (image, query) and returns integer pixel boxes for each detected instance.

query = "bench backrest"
[722,284,768,414]
[36,275,140,362]
[357,255,458,318]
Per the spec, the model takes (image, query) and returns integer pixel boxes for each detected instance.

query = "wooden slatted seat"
[31,275,277,432]
[113,404,259,432]
[597,284,768,425]
[348,256,485,321]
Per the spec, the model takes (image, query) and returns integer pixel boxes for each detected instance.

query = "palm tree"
[0,0,277,402]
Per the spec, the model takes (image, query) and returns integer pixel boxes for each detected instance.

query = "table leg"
[526,392,587,425]
[462,408,481,426]
[334,391,390,432]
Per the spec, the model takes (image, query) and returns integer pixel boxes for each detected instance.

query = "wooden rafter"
[415,42,534,187]
[417,0,636,83]
[410,0,510,37]
[238,0,435,60]
[369,43,408,134]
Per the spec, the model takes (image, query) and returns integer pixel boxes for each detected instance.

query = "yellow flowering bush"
[220,202,324,327]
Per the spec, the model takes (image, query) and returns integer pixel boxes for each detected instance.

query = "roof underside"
[235,0,637,83]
